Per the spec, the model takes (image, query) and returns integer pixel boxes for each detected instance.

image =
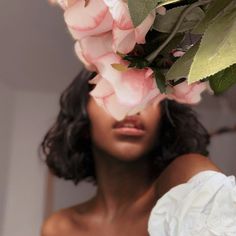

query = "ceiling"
[0,0,82,93]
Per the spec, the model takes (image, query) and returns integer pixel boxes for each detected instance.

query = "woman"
[40,70,236,236]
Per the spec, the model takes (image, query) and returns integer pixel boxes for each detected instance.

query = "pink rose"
[88,52,167,119]
[93,52,159,106]
[167,81,208,104]
[64,0,113,40]
[90,75,131,120]
[103,0,155,54]
[74,32,113,71]
[90,74,166,120]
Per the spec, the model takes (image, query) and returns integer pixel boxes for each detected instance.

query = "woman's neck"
[92,148,158,221]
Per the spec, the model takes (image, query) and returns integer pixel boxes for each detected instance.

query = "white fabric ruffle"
[148,170,236,236]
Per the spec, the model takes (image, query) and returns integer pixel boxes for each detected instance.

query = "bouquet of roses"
[51,0,236,120]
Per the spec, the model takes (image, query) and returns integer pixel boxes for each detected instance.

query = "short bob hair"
[40,70,210,185]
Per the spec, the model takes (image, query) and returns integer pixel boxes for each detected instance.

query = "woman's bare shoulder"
[156,153,222,196]
[41,200,91,236]
[41,197,97,236]
[169,153,222,181]
[41,208,76,236]
[170,153,222,179]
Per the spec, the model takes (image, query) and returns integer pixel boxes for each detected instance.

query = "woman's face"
[87,97,162,161]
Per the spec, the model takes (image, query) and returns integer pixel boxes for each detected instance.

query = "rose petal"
[90,75,166,120]
[75,32,113,70]
[64,0,113,40]
[135,11,155,44]
[112,24,136,54]
[128,90,166,116]
[167,81,208,104]
[74,41,96,71]
[90,74,114,97]
[104,0,133,29]
[112,10,155,53]
[90,77,132,120]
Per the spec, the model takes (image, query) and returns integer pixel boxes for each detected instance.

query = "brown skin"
[41,97,222,236]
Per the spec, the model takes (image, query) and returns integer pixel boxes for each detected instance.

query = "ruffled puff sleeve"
[148,170,236,236]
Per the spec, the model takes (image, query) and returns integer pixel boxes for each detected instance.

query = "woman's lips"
[113,116,145,137]
[113,127,146,137]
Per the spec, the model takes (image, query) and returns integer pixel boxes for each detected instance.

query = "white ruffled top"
[148,170,236,236]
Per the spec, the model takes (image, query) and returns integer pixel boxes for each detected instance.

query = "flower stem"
[146,0,212,63]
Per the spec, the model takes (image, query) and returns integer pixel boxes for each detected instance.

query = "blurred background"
[0,1,235,236]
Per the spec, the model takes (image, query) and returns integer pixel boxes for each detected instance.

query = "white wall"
[1,89,59,236]
[0,83,15,236]
[0,0,83,234]
[53,179,96,211]
[196,95,236,176]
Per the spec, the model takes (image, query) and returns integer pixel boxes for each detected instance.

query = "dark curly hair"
[40,70,210,185]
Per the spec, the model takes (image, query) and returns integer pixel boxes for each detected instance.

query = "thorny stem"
[146,0,212,63]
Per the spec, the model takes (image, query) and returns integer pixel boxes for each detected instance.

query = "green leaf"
[153,5,205,33]
[128,0,182,27]
[192,0,234,34]
[209,64,236,94]
[166,42,200,80]
[188,9,236,83]
[128,0,160,27]
[153,68,167,93]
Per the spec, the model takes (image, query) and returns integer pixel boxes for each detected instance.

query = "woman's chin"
[110,143,150,162]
